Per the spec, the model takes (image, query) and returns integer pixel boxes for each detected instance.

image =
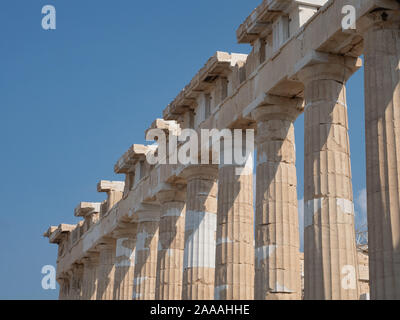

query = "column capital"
[294,51,362,84]
[251,96,304,122]
[112,224,137,239]
[156,185,186,204]
[71,263,84,276]
[87,252,100,264]
[57,272,69,282]
[96,237,116,250]
[181,165,218,182]
[135,203,161,222]
[81,253,99,266]
[244,93,302,119]
[360,5,400,33]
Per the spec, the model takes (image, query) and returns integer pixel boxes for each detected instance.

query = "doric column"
[155,187,186,300]
[57,276,70,300]
[96,239,116,300]
[297,53,361,300]
[69,264,84,300]
[214,131,254,300]
[64,272,74,300]
[182,165,218,300]
[362,7,400,300]
[81,252,99,300]
[113,225,137,300]
[252,98,302,300]
[132,204,160,300]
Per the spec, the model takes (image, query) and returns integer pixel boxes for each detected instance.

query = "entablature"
[44,224,76,244]
[163,51,247,121]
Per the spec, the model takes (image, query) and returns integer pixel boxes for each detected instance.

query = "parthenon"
[44,0,400,300]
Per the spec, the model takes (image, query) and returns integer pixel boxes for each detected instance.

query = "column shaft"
[156,189,186,300]
[82,253,99,300]
[182,165,218,300]
[300,60,360,300]
[363,10,400,300]
[70,264,84,300]
[113,228,137,300]
[215,143,254,300]
[133,207,160,300]
[58,277,70,300]
[253,103,301,300]
[96,240,116,300]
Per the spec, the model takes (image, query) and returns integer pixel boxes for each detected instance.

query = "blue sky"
[0,1,367,299]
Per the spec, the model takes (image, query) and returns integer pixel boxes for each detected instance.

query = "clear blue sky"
[0,0,366,299]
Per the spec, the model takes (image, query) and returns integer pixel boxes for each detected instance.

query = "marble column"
[252,100,302,300]
[113,226,137,300]
[182,165,218,300]
[214,132,254,300]
[155,187,186,300]
[298,54,361,300]
[70,264,84,300]
[363,8,400,300]
[58,276,70,300]
[96,239,116,300]
[132,204,160,300]
[65,272,74,300]
[81,252,99,300]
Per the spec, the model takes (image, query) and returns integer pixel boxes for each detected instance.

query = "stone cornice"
[97,180,125,193]
[45,224,76,244]
[145,119,181,138]
[114,144,152,174]
[74,202,101,218]
[236,0,327,44]
[163,51,248,120]
[236,0,289,44]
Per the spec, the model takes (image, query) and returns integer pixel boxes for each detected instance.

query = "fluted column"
[363,8,400,300]
[65,272,74,300]
[58,276,70,300]
[215,132,254,300]
[252,100,302,300]
[298,54,361,300]
[133,204,160,300]
[182,165,218,300]
[82,252,99,300]
[113,226,137,300]
[69,264,84,300]
[155,187,186,300]
[96,239,116,300]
